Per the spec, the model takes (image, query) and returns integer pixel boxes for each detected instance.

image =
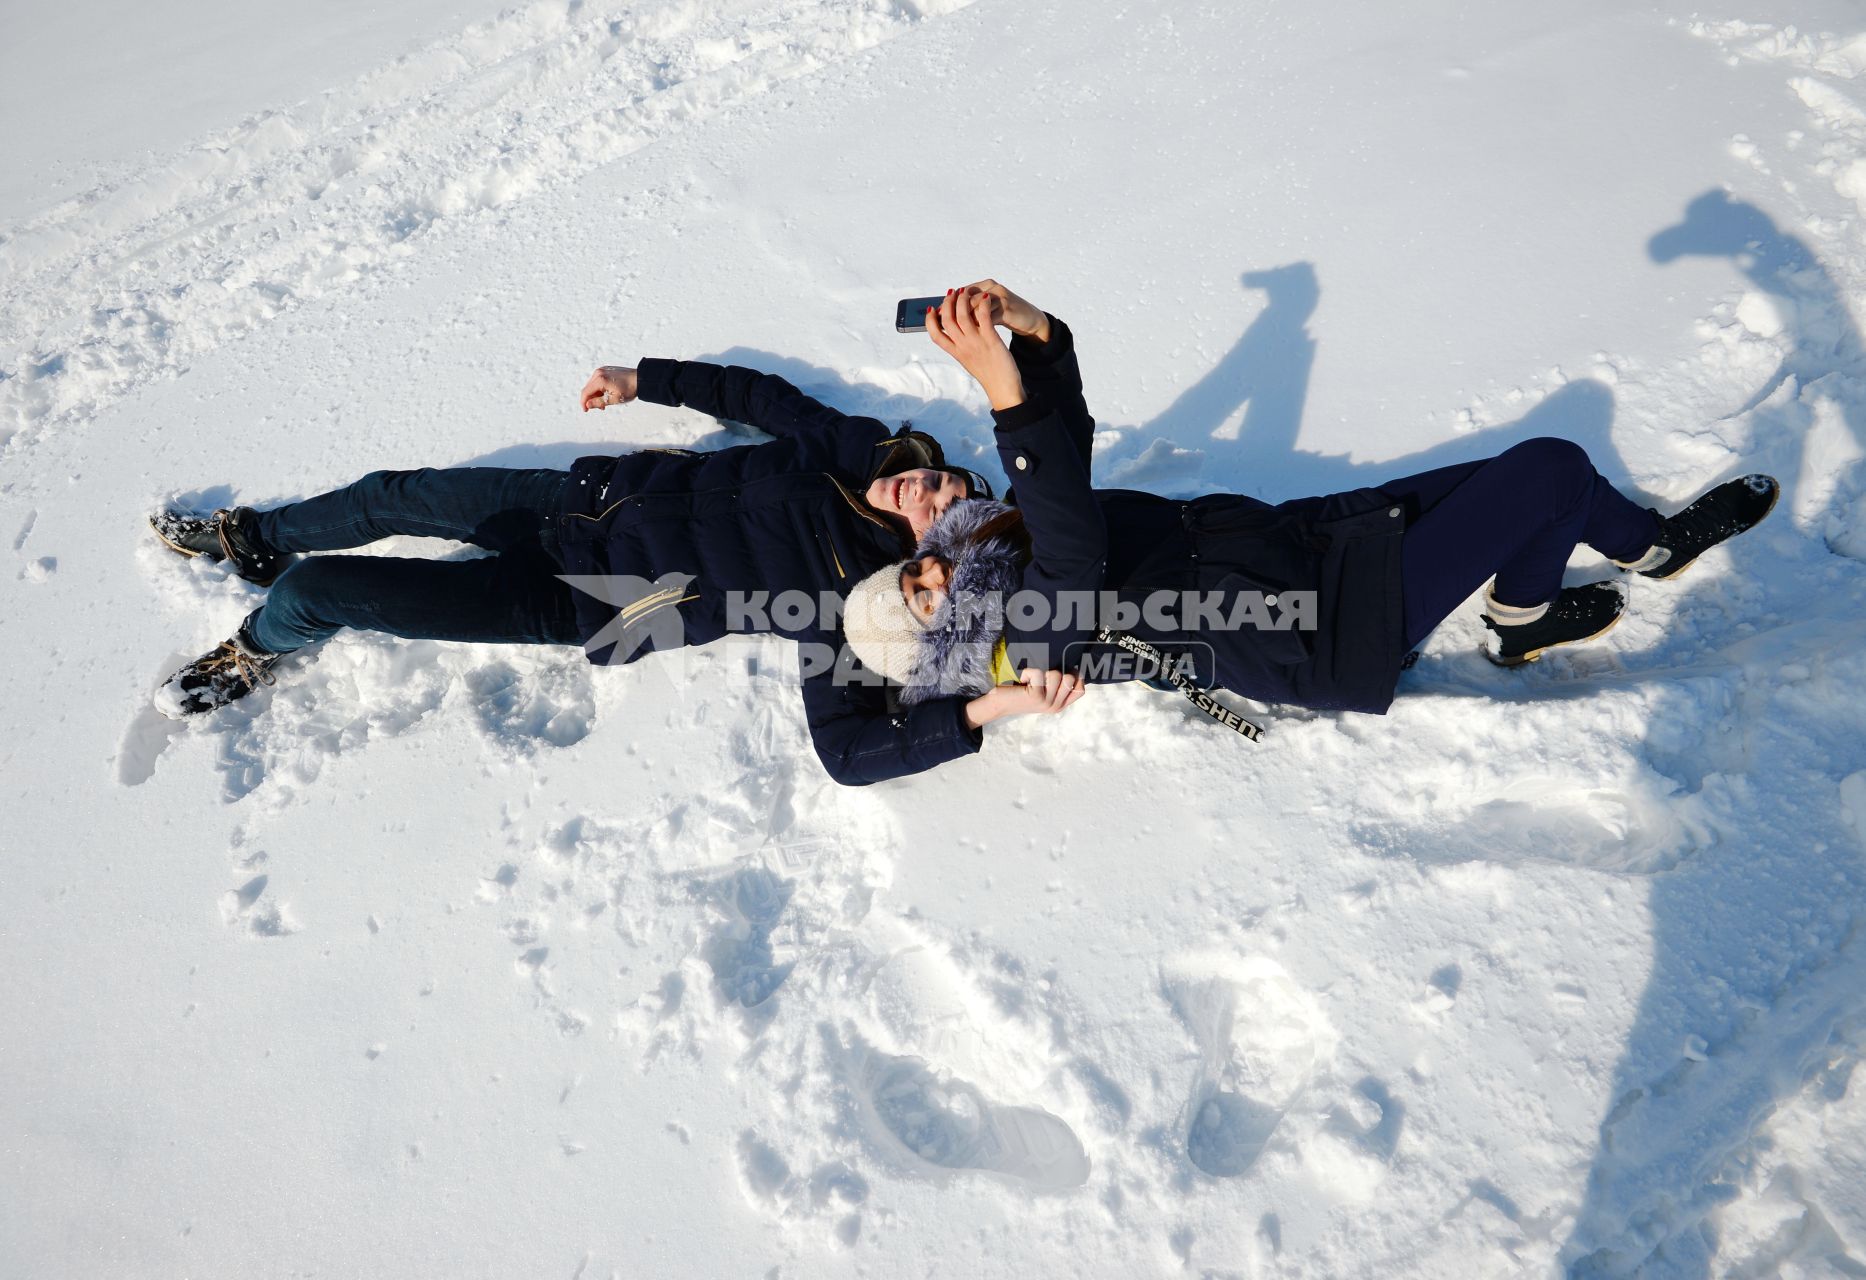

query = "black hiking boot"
[149,506,291,586]
[1480,581,1627,667]
[154,623,285,718]
[1615,475,1780,581]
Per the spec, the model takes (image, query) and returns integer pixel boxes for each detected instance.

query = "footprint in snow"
[1326,1077,1405,1161]
[115,652,199,786]
[219,874,298,938]
[1414,963,1461,1017]
[698,864,796,1010]
[734,1131,870,1246]
[1164,955,1329,1178]
[856,1047,1090,1190]
[462,660,594,752]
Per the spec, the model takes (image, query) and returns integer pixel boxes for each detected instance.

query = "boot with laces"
[154,623,284,718]
[149,506,291,586]
[1613,475,1779,581]
[1480,581,1627,667]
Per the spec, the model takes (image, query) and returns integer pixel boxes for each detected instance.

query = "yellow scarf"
[989,637,1018,686]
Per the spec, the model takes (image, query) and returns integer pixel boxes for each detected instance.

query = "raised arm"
[927,289,1107,608]
[962,279,1093,462]
[1013,321,1092,455]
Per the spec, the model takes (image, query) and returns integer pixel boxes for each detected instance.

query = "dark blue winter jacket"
[554,359,912,661]
[551,357,991,785]
[988,336,1409,714]
[804,316,1413,785]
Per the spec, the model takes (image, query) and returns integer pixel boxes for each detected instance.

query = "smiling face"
[864,468,969,539]
[899,554,952,625]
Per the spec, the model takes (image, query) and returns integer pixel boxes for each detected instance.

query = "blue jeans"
[244,468,582,654]
[1388,437,1661,648]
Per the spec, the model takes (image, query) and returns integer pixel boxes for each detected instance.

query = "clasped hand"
[925,279,1048,412]
[964,668,1086,729]
[579,366,638,412]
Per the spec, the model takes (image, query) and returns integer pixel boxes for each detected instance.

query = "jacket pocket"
[1183,495,1285,538]
[1212,571,1314,666]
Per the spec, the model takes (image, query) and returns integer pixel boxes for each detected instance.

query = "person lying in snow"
[147,341,989,717]
[819,282,1781,783]
[149,280,1777,789]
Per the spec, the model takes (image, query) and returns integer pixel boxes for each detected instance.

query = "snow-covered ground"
[4,0,1866,1275]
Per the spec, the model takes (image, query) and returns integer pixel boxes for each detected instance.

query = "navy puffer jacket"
[551,355,996,787]
[805,316,1414,786]
[554,359,913,664]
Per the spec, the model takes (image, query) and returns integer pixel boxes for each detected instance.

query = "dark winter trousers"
[1385,437,1661,649]
[244,468,582,654]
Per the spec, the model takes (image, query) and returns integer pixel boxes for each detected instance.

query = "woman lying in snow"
[148,281,1777,788]
[148,344,986,715]
[821,283,1780,782]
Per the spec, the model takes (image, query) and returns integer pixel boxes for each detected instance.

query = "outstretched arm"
[581,361,869,442]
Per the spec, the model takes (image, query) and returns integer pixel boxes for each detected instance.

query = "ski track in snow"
[0,0,978,461]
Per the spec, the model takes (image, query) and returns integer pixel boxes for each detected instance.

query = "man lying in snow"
[148,281,1778,786]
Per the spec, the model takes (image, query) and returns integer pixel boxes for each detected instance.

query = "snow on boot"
[1480,581,1626,668]
[149,506,291,586]
[154,625,283,718]
[1614,474,1780,581]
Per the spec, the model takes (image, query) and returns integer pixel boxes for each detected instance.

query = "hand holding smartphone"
[894,295,947,332]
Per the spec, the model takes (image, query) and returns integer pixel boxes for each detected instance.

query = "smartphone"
[895,295,946,332]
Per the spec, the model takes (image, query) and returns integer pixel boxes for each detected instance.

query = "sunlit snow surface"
[3,1,1866,1276]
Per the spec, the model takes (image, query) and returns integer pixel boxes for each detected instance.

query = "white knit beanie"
[843,561,927,683]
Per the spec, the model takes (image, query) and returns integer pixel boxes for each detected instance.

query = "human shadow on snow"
[1093,263,1318,492]
[588,295,1653,521]
[1557,192,1866,1278]
[1649,189,1866,463]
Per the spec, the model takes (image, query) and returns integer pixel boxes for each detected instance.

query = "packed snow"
[3,0,1865,1276]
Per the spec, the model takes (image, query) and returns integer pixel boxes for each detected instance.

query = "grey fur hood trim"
[898,499,1027,705]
